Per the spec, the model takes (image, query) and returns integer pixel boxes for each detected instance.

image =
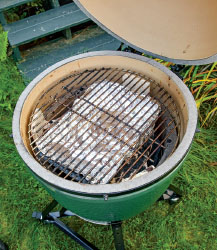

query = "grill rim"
[12,51,198,195]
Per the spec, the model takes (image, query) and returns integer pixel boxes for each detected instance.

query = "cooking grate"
[28,68,181,184]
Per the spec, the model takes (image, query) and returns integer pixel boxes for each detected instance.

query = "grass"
[0,55,217,249]
[155,59,217,128]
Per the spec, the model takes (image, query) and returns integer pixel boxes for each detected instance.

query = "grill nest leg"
[111,221,125,250]
[32,199,126,249]
[32,199,98,250]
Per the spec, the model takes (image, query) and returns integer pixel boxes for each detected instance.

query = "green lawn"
[0,58,217,250]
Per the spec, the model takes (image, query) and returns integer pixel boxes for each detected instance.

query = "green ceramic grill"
[12,0,217,248]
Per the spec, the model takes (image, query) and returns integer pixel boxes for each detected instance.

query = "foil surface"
[32,76,160,184]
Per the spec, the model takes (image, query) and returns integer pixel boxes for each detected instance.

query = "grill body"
[32,161,182,222]
[13,51,197,223]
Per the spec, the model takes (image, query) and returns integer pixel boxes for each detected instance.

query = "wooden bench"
[18,25,121,82]
[0,0,122,82]
[3,2,90,60]
[0,0,33,12]
[0,0,90,60]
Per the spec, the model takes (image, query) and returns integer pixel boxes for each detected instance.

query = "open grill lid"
[74,0,217,65]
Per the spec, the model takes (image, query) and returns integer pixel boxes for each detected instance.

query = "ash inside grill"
[28,68,181,185]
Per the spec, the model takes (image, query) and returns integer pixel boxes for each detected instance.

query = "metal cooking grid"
[28,68,181,184]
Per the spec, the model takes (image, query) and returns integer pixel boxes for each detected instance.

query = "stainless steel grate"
[28,68,181,184]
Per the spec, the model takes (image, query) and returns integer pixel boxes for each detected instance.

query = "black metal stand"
[111,221,125,250]
[158,184,182,204]
[32,185,181,249]
[32,200,125,250]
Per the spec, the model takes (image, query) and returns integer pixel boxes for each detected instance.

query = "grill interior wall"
[150,84,183,140]
[27,67,182,184]
[20,56,188,164]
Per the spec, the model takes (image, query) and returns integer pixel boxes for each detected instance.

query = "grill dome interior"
[74,0,217,64]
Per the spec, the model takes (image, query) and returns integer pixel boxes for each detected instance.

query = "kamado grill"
[13,0,217,249]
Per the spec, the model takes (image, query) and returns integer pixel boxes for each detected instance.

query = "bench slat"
[18,26,121,82]
[0,0,33,11]
[4,2,90,46]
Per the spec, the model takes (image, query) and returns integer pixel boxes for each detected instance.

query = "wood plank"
[17,26,121,82]
[3,3,90,46]
[50,0,60,8]
[0,12,7,25]
[0,0,33,11]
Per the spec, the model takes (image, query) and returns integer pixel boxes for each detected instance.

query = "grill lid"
[74,0,217,65]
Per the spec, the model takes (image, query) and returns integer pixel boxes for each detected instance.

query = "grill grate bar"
[28,68,181,185]
[127,124,178,181]
[49,75,152,173]
[70,108,139,149]
[30,68,119,148]
[28,68,113,138]
[97,117,170,183]
[84,94,177,184]
[28,69,97,129]
[148,138,165,149]
[33,70,143,164]
[51,80,158,177]
[70,91,164,182]
[77,96,146,135]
